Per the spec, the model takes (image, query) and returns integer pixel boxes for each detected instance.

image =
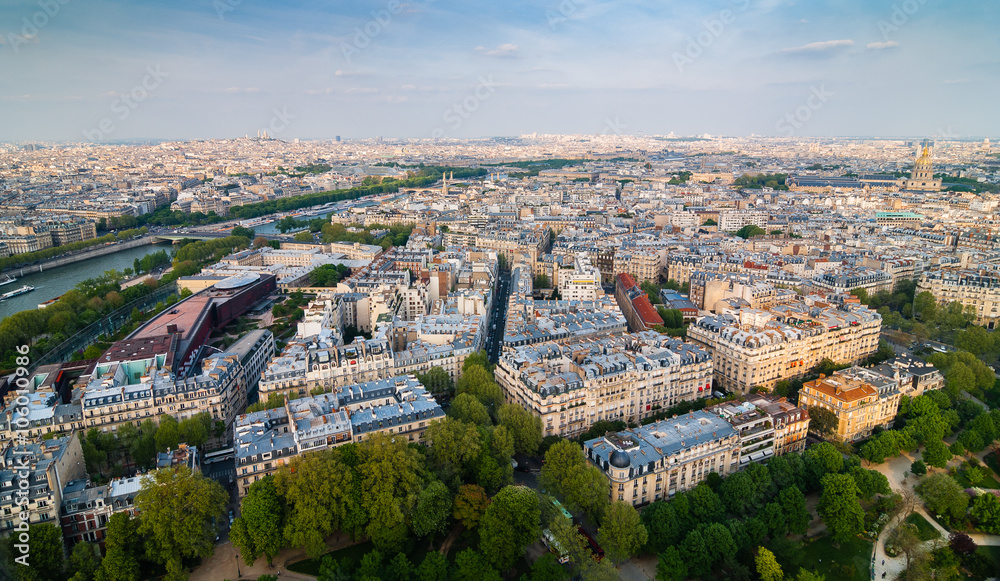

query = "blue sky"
[1,0,998,141]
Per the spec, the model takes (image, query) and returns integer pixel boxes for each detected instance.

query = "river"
[0,243,172,320]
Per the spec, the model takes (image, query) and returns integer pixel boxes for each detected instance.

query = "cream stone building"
[797,371,901,442]
[917,268,1000,329]
[584,412,740,506]
[687,298,881,394]
[496,333,713,438]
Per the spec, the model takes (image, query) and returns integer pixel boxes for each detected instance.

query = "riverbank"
[0,241,168,319]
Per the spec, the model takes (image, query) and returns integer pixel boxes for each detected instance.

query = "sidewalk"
[869,448,1000,581]
[190,532,363,581]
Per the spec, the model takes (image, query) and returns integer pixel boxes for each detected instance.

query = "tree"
[755,547,784,581]
[449,393,492,426]
[452,484,490,529]
[887,523,923,569]
[94,546,141,581]
[817,473,864,543]
[949,531,978,555]
[293,231,314,242]
[497,403,543,455]
[478,485,541,572]
[69,541,101,581]
[850,467,890,499]
[154,415,181,451]
[910,459,927,477]
[357,433,423,551]
[424,417,482,484]
[970,492,1000,533]
[455,365,503,415]
[922,439,952,469]
[135,466,228,578]
[275,449,362,557]
[413,480,452,545]
[529,553,569,581]
[687,483,726,523]
[655,546,688,581]
[794,569,826,581]
[780,485,811,535]
[8,523,64,581]
[386,552,415,581]
[598,501,647,565]
[734,225,766,239]
[539,439,609,522]
[915,474,969,524]
[807,407,838,438]
[803,442,844,490]
[453,549,501,581]
[178,414,210,449]
[253,236,270,248]
[416,552,449,581]
[230,477,286,566]
[415,367,454,398]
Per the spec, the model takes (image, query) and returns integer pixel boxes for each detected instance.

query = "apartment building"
[809,267,893,296]
[718,210,769,232]
[0,435,86,536]
[75,331,273,436]
[613,249,663,284]
[687,299,882,394]
[707,394,809,466]
[235,375,443,496]
[689,271,777,312]
[257,337,395,400]
[584,411,740,506]
[557,254,601,302]
[496,334,713,438]
[60,476,141,547]
[798,371,900,442]
[917,268,1000,328]
[615,273,663,332]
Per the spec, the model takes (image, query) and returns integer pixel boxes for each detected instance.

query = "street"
[485,270,512,364]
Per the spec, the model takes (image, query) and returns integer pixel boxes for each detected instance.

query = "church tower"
[904,140,943,191]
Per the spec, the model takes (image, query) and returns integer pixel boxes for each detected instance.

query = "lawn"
[985,452,1000,478]
[953,465,1000,490]
[287,529,479,577]
[799,535,873,581]
[903,513,940,541]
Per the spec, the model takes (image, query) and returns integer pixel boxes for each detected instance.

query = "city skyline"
[1,0,999,141]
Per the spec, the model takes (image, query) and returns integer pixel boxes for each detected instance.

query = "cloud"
[866,41,898,50]
[943,78,969,84]
[476,43,519,58]
[778,39,854,55]
[334,70,367,78]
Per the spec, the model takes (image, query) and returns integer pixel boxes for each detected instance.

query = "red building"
[614,273,663,332]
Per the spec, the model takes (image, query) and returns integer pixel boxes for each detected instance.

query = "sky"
[1,0,998,142]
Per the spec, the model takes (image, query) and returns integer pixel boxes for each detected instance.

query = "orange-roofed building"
[797,372,900,442]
